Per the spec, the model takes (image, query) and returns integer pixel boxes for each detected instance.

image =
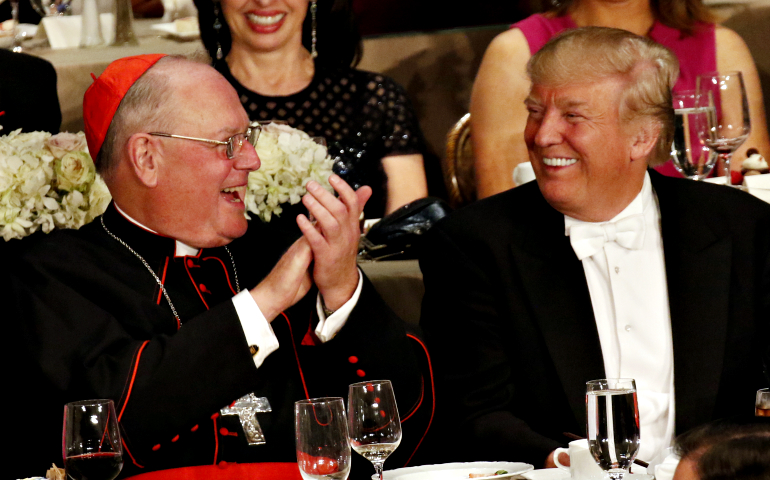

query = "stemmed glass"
[671,91,717,180]
[63,399,123,480]
[295,397,352,480]
[347,380,402,480]
[10,0,22,53]
[696,72,751,186]
[586,379,640,480]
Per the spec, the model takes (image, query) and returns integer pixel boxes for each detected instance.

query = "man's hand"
[250,236,313,322]
[545,449,570,468]
[297,175,372,311]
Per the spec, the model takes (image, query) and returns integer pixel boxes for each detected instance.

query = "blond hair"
[527,27,680,166]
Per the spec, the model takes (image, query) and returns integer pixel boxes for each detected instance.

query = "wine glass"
[347,380,402,480]
[63,399,123,480]
[671,91,717,180]
[586,379,640,480]
[295,397,352,480]
[695,72,751,186]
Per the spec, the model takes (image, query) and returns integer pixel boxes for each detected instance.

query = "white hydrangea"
[245,122,335,223]
[0,130,111,241]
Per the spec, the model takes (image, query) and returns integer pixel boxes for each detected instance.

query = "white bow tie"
[568,214,646,260]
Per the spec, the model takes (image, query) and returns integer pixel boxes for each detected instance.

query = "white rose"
[85,175,112,223]
[55,151,95,192]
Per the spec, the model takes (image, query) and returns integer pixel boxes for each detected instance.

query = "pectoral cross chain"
[220,393,272,445]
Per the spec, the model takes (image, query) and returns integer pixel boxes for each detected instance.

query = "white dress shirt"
[113,203,361,369]
[564,172,676,461]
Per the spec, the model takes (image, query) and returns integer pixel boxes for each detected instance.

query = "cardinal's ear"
[126,133,163,188]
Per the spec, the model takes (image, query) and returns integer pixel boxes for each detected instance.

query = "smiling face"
[153,64,260,248]
[524,76,650,222]
[222,0,309,55]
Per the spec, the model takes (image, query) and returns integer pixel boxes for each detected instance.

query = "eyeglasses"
[149,122,261,159]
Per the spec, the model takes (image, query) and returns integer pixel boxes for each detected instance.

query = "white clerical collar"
[113,203,200,257]
[565,171,653,233]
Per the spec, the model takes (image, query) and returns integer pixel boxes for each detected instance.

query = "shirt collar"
[113,202,200,257]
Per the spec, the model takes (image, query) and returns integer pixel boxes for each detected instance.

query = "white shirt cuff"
[232,290,279,368]
[315,269,363,342]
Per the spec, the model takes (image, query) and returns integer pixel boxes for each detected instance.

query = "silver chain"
[101,216,241,326]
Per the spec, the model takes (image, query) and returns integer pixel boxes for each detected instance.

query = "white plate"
[384,462,534,480]
[151,21,199,40]
[522,469,570,480]
[522,471,653,480]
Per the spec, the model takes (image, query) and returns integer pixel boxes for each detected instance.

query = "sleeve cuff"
[232,290,279,368]
[315,269,363,342]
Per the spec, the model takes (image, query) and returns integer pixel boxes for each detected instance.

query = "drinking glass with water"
[586,379,640,480]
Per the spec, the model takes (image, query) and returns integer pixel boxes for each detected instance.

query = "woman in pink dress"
[471,0,770,198]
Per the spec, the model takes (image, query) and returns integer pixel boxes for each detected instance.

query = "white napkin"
[703,176,729,185]
[653,453,680,480]
[744,173,770,203]
[513,161,536,186]
[161,0,197,22]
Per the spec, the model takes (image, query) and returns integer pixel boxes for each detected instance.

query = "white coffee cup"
[553,439,605,480]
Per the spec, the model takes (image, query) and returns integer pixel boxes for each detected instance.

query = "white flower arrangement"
[0,130,111,241]
[245,122,335,222]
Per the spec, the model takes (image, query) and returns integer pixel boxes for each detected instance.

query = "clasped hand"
[251,175,371,321]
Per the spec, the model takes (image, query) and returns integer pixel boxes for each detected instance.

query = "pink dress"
[513,14,717,178]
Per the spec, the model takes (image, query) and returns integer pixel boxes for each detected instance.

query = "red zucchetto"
[83,53,167,159]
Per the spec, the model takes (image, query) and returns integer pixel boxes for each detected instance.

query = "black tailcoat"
[418,171,770,466]
[6,204,433,479]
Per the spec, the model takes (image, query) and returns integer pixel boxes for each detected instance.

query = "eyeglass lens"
[247,124,261,147]
[225,124,261,159]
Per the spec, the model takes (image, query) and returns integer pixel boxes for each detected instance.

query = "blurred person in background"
[0,50,61,133]
[193,0,428,220]
[471,0,770,198]
[673,420,770,480]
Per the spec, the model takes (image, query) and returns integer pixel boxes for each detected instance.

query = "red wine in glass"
[63,399,123,480]
[65,452,123,480]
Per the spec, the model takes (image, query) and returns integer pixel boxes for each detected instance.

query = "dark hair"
[194,0,362,69]
[675,420,770,480]
[552,0,716,36]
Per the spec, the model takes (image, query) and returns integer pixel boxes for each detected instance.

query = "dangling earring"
[310,0,318,59]
[213,0,224,61]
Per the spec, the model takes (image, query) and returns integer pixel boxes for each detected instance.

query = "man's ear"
[630,120,660,163]
[126,133,161,187]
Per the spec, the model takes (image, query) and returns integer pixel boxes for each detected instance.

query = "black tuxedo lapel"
[651,172,732,432]
[508,188,606,430]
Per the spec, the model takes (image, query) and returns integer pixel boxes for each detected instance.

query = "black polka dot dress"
[220,63,426,218]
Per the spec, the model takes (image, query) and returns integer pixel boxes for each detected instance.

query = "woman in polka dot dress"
[194,0,429,219]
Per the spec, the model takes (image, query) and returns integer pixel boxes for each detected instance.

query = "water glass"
[671,91,717,180]
[586,379,640,480]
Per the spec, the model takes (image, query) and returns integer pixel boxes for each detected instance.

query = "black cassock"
[5,203,433,479]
